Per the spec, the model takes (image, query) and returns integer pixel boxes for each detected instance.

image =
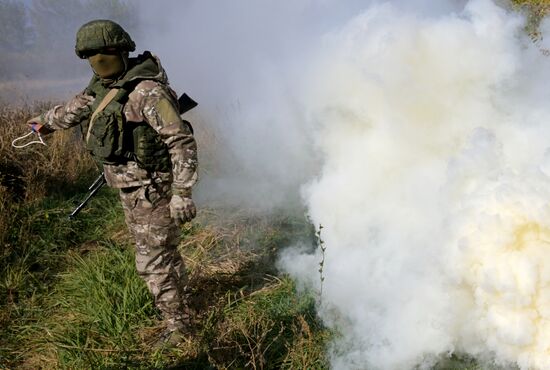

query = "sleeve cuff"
[40,113,54,131]
[172,187,192,198]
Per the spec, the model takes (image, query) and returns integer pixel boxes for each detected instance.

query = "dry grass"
[179,210,276,322]
[512,0,550,52]
[513,0,550,13]
[186,110,226,179]
[0,103,96,201]
[3,198,325,369]
[0,102,97,244]
[153,208,326,369]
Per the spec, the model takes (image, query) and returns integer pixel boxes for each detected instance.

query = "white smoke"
[139,0,550,368]
[280,0,550,369]
[136,0,374,209]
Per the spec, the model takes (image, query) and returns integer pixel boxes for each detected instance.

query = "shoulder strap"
[86,88,120,144]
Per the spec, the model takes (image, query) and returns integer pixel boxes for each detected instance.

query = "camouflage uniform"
[39,52,198,331]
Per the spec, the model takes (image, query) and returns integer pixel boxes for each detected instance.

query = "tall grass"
[0,103,329,368]
[2,202,330,369]
[0,102,112,368]
[20,244,156,369]
[0,103,99,308]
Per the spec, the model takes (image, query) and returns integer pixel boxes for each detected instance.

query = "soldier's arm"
[31,91,94,132]
[136,81,198,196]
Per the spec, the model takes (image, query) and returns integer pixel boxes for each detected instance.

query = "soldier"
[26,19,198,347]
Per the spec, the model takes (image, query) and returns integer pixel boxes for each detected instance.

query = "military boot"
[153,327,189,350]
[153,304,194,350]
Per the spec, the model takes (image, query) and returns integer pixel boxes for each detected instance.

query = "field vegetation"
[1,0,549,369]
[0,103,329,369]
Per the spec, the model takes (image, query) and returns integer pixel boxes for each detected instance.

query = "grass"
[0,103,329,368]
[0,189,125,367]
[25,244,157,369]
[201,277,329,370]
[512,0,550,47]
[1,201,329,369]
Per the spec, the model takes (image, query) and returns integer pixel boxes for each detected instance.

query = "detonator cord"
[11,131,47,148]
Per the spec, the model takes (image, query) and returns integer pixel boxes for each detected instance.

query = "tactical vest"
[83,77,171,173]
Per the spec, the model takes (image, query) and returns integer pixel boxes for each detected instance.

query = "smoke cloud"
[277,1,550,369]
[142,1,550,368]
[136,0,375,209]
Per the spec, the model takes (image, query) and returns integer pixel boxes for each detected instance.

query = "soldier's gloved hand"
[26,115,53,135]
[169,195,196,226]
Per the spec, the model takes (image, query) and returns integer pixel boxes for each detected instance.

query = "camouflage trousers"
[119,182,189,331]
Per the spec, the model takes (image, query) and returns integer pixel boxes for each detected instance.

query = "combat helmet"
[75,19,135,58]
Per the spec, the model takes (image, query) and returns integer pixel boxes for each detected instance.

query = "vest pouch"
[132,124,171,172]
[87,109,121,161]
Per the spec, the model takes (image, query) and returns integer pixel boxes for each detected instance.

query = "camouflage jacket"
[40,52,198,196]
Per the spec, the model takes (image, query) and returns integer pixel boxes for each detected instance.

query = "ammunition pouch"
[126,124,171,172]
[86,101,124,162]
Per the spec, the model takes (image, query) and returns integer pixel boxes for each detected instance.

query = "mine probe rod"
[68,172,106,220]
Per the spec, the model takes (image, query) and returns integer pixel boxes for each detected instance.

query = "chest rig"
[83,77,171,173]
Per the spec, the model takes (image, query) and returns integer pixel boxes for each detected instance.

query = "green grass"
[0,185,331,369]
[27,244,157,369]
[0,186,167,368]
[0,186,121,300]
[0,187,126,368]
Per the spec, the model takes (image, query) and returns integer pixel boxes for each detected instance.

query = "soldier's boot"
[154,327,189,349]
[154,299,194,350]
[153,317,190,350]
